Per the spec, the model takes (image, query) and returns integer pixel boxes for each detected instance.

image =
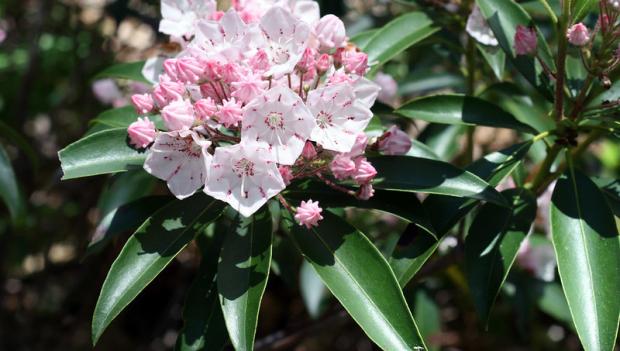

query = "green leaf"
[360,12,439,75]
[410,290,441,351]
[407,139,441,160]
[349,29,378,48]
[532,281,575,330]
[465,188,537,323]
[571,0,597,22]
[87,106,165,135]
[290,211,426,350]
[176,225,229,351]
[0,144,26,222]
[476,0,555,99]
[477,44,506,80]
[592,177,620,217]
[300,260,330,319]
[92,195,225,345]
[218,208,273,351]
[550,169,620,351]
[417,124,466,160]
[395,94,536,134]
[94,61,150,84]
[59,128,147,180]
[389,224,439,287]
[370,155,507,206]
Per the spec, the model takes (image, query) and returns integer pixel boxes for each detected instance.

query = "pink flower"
[161,99,195,130]
[295,199,323,229]
[330,154,356,180]
[314,15,346,51]
[194,98,217,121]
[176,56,204,83]
[327,70,353,85]
[204,142,286,217]
[242,86,316,165]
[353,158,377,184]
[159,0,216,38]
[514,25,537,55]
[152,85,170,108]
[131,93,155,114]
[279,165,294,185]
[144,130,212,199]
[92,79,123,106]
[296,47,316,73]
[342,51,368,75]
[301,141,317,159]
[567,23,590,46]
[316,53,331,73]
[345,133,368,158]
[249,49,270,72]
[159,79,186,101]
[374,72,398,106]
[163,59,180,80]
[216,98,244,128]
[378,126,412,155]
[127,117,157,148]
[357,183,375,200]
[231,72,268,103]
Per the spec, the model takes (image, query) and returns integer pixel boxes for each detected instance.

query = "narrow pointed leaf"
[87,106,164,135]
[395,94,536,133]
[94,61,150,84]
[0,144,26,222]
[218,208,273,351]
[92,195,225,344]
[465,188,537,323]
[370,156,507,207]
[290,211,426,350]
[59,128,147,179]
[350,29,378,48]
[550,169,620,351]
[572,0,598,22]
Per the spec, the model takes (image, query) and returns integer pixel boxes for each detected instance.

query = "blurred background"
[0,0,614,350]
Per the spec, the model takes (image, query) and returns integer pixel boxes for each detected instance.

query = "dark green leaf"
[532,281,575,330]
[592,177,620,217]
[59,128,147,180]
[290,211,426,350]
[370,155,507,206]
[395,94,536,133]
[407,139,441,160]
[550,169,620,351]
[360,12,439,75]
[571,0,597,22]
[94,61,150,84]
[465,188,537,323]
[477,44,505,80]
[0,144,26,222]
[417,124,466,160]
[389,224,439,287]
[92,195,225,345]
[218,208,272,351]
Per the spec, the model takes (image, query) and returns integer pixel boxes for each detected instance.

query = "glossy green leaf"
[407,139,441,160]
[59,128,147,180]
[476,0,555,99]
[465,188,537,323]
[550,169,620,351]
[92,195,225,345]
[0,144,26,222]
[300,260,330,319]
[360,12,439,74]
[218,208,272,351]
[290,211,426,350]
[389,224,439,287]
[399,72,465,96]
[572,0,597,22]
[87,106,164,135]
[349,29,378,48]
[417,124,466,160]
[94,61,150,84]
[177,225,229,351]
[477,44,505,80]
[370,156,507,206]
[395,94,536,134]
[592,177,620,217]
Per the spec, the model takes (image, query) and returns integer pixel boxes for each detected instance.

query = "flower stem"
[554,0,571,121]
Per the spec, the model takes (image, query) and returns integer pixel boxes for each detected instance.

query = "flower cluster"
[126,1,411,227]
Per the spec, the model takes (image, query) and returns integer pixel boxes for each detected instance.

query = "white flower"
[144,130,211,199]
[351,75,381,108]
[142,56,167,85]
[307,83,373,153]
[159,0,216,38]
[241,86,315,165]
[193,10,253,61]
[204,142,285,217]
[466,5,498,46]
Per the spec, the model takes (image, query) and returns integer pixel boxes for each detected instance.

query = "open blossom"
[204,143,285,217]
[128,117,157,148]
[514,25,537,55]
[144,130,211,199]
[162,99,195,130]
[159,0,216,39]
[131,93,154,114]
[314,15,346,50]
[567,23,590,46]
[295,199,323,228]
[378,126,412,155]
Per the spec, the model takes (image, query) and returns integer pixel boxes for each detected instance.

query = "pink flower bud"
[353,158,377,184]
[163,59,179,80]
[216,98,243,128]
[316,54,331,73]
[346,133,368,158]
[302,141,317,159]
[279,165,294,185]
[296,48,316,73]
[127,117,157,148]
[567,23,590,46]
[131,93,154,114]
[314,15,346,50]
[152,85,169,108]
[249,49,270,72]
[357,183,375,200]
[194,98,217,120]
[374,72,398,106]
[210,11,225,21]
[220,63,241,83]
[333,47,346,67]
[159,80,186,101]
[294,199,323,229]
[514,25,537,56]
[176,56,204,83]
[343,51,369,75]
[378,126,412,155]
[330,154,356,180]
[161,99,195,130]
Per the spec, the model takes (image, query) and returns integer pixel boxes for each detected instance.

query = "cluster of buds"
[126,1,412,228]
